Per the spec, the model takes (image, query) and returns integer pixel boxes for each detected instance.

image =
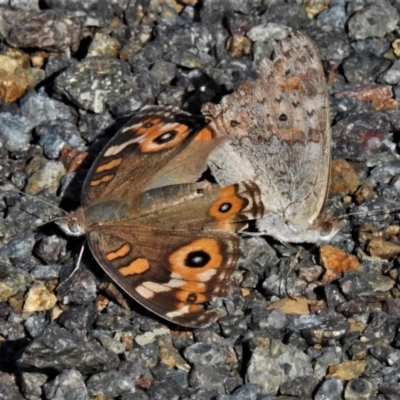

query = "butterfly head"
[56,207,86,237]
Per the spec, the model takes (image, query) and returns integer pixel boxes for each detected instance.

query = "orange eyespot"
[136,118,190,152]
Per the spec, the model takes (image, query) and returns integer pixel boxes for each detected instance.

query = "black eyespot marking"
[185,251,211,268]
[187,293,197,303]
[218,202,232,213]
[230,120,240,127]
[279,113,288,122]
[143,122,153,128]
[154,130,177,144]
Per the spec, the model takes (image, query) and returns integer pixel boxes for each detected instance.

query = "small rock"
[348,3,399,40]
[334,84,397,111]
[314,378,344,399]
[54,57,139,113]
[190,364,226,395]
[134,327,170,346]
[20,92,73,128]
[24,312,47,338]
[1,235,35,265]
[87,31,121,57]
[43,370,89,400]
[330,159,360,195]
[0,112,31,153]
[36,120,86,159]
[0,10,81,52]
[168,50,204,69]
[86,371,134,397]
[0,372,23,400]
[267,297,319,315]
[381,60,400,85]
[246,337,312,394]
[183,342,227,366]
[57,265,98,306]
[344,378,378,399]
[150,60,177,85]
[226,34,252,58]
[23,282,57,313]
[327,360,369,380]
[367,238,400,259]
[20,372,47,400]
[279,375,319,397]
[34,234,67,265]
[25,160,66,195]
[314,347,343,380]
[17,325,119,374]
[304,0,329,18]
[247,22,290,42]
[342,51,391,83]
[289,313,349,345]
[158,339,190,371]
[370,345,400,366]
[0,264,29,302]
[92,331,126,355]
[0,69,28,103]
[317,1,347,28]
[320,245,360,284]
[339,271,375,299]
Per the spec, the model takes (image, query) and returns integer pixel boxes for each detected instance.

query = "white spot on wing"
[166,305,191,319]
[165,279,184,288]
[136,285,154,299]
[160,122,179,131]
[122,122,142,132]
[197,269,217,282]
[104,137,141,156]
[143,281,171,293]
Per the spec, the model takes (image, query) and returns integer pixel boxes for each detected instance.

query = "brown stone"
[304,0,329,18]
[335,84,398,111]
[23,283,57,313]
[227,35,252,58]
[0,69,28,103]
[320,245,360,284]
[327,360,368,380]
[367,238,400,260]
[330,159,360,196]
[59,146,88,173]
[267,297,323,315]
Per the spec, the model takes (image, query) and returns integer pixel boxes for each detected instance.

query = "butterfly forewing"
[82,106,221,206]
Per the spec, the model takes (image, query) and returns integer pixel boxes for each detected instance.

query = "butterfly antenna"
[2,187,68,216]
[341,207,400,219]
[34,216,69,229]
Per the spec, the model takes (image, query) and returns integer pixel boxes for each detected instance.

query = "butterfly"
[203,31,341,243]
[57,105,264,327]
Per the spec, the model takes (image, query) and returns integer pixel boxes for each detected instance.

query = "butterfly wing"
[85,181,263,327]
[204,31,336,243]
[82,105,223,207]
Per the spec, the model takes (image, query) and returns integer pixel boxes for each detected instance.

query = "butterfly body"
[58,106,263,327]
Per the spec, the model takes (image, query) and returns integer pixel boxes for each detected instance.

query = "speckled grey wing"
[203,31,338,243]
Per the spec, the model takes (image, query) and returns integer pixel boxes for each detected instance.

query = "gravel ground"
[1,0,400,399]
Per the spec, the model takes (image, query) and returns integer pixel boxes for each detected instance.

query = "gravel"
[1,0,400,399]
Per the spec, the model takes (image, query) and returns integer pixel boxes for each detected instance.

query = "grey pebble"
[86,371,135,397]
[348,2,399,40]
[44,370,89,400]
[17,325,119,374]
[314,378,344,400]
[0,113,32,153]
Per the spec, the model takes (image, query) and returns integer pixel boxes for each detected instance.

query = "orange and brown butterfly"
[57,105,264,328]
